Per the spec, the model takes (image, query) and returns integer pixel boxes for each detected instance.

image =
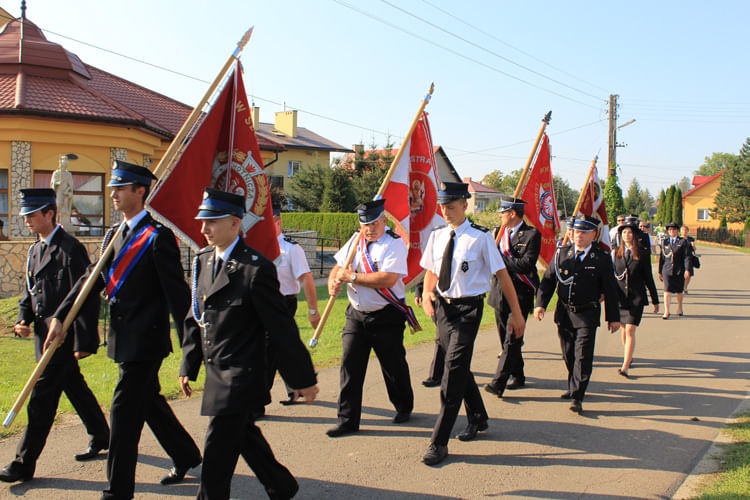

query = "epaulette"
[283,235,299,245]
[470,223,490,233]
[386,229,401,239]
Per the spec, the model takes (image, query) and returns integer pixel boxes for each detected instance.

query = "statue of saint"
[51,155,74,231]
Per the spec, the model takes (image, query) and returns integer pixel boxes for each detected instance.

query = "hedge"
[281,212,359,241]
[697,227,747,247]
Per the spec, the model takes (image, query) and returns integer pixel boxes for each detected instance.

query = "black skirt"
[619,305,644,326]
[663,273,685,293]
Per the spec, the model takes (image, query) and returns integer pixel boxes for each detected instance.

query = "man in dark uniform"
[534,215,621,414]
[0,189,109,484]
[47,161,201,500]
[658,221,693,318]
[326,199,414,437]
[419,182,525,465]
[485,195,541,397]
[180,188,318,499]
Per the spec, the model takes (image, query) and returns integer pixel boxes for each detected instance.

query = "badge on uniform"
[461,261,469,272]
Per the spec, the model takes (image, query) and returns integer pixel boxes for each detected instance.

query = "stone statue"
[51,155,74,231]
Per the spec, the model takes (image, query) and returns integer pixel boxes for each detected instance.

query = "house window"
[287,161,301,178]
[476,199,485,213]
[34,171,105,236]
[269,175,284,189]
[0,169,8,240]
[696,208,711,221]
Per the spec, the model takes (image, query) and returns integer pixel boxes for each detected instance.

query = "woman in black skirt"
[613,222,659,377]
[658,222,693,318]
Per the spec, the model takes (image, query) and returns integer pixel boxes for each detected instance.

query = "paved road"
[1,244,749,499]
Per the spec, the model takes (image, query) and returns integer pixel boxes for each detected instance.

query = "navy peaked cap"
[195,188,245,219]
[19,188,56,215]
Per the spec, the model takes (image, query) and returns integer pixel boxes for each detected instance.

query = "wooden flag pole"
[308,83,435,348]
[4,28,256,428]
[561,155,598,246]
[496,111,551,244]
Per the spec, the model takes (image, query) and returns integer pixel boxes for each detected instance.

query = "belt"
[560,300,599,313]
[439,294,484,305]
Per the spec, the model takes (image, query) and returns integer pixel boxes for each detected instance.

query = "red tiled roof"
[463,177,501,194]
[683,172,723,198]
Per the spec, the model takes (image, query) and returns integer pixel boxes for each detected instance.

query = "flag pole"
[151,27,254,182]
[309,83,435,348]
[496,111,551,244]
[4,28,255,428]
[561,155,598,246]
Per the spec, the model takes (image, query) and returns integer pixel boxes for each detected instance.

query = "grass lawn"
[695,412,750,499]
[697,242,750,254]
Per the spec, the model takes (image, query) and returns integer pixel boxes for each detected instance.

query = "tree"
[624,178,646,215]
[677,176,691,194]
[671,187,683,226]
[656,189,667,223]
[712,138,750,223]
[663,185,676,223]
[287,163,329,212]
[694,152,739,176]
[603,174,625,223]
[321,166,356,212]
[552,175,579,218]
[640,188,655,218]
[482,169,523,194]
[352,163,387,202]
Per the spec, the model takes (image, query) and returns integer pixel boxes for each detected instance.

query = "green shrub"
[281,212,360,241]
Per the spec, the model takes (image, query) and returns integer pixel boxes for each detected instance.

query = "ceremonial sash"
[498,227,537,292]
[105,224,157,301]
[358,237,420,330]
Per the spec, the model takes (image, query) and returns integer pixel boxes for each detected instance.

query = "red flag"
[148,65,279,261]
[578,165,611,252]
[519,133,559,266]
[381,112,444,287]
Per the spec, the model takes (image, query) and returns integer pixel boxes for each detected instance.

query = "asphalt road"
[1,244,748,499]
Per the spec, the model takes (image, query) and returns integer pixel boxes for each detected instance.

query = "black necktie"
[575,250,584,261]
[625,249,631,260]
[213,257,223,281]
[40,241,47,254]
[438,230,455,292]
[121,224,129,241]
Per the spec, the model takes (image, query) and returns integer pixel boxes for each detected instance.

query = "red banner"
[578,166,611,252]
[520,133,559,266]
[148,65,279,261]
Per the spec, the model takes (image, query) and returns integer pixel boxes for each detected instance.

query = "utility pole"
[607,94,618,178]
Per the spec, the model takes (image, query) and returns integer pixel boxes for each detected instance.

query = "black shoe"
[456,420,488,441]
[74,445,106,461]
[506,378,525,390]
[0,466,32,483]
[560,392,573,400]
[569,400,583,414]
[279,394,301,406]
[392,411,411,424]
[421,378,441,388]
[160,458,201,486]
[326,424,358,437]
[483,384,503,398]
[422,444,448,466]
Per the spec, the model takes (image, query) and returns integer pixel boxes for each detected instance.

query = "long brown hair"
[615,227,640,261]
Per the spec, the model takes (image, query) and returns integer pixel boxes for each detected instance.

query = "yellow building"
[682,173,743,232]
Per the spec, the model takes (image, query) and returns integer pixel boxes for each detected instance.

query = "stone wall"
[9,141,31,238]
[108,148,127,226]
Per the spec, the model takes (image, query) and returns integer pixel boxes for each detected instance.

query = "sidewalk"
[1,244,748,499]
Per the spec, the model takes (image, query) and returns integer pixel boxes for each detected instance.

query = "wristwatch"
[308,309,318,315]
[350,273,357,282]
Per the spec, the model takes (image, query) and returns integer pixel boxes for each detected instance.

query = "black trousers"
[431,296,488,446]
[102,359,201,500]
[337,304,413,429]
[197,412,297,500]
[265,295,299,400]
[557,323,597,401]
[426,338,445,381]
[9,354,109,476]
[490,291,534,389]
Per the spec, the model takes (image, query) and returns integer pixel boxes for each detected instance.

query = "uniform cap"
[498,195,527,213]
[570,215,600,232]
[195,188,245,219]
[19,188,56,215]
[437,182,471,204]
[356,199,386,224]
[107,160,158,187]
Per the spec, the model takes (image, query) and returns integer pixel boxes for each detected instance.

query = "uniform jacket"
[181,240,317,416]
[17,227,100,362]
[55,213,189,363]
[488,221,541,309]
[536,244,620,329]
[613,250,659,308]
[658,236,693,277]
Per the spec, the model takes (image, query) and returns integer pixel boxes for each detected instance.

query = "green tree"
[640,188,654,217]
[482,169,523,194]
[603,174,625,223]
[656,189,667,223]
[352,165,387,202]
[671,187,683,226]
[712,138,750,223]
[321,166,356,212]
[288,162,329,212]
[624,178,646,215]
[694,152,739,176]
[663,185,676,223]
[677,176,691,194]
[553,175,579,218]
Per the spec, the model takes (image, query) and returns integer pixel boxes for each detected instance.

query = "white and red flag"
[148,64,279,261]
[519,133,559,266]
[578,165,611,252]
[380,112,444,288]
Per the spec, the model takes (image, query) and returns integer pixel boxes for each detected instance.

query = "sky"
[9,0,750,198]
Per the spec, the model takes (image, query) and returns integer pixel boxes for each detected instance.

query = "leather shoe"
[456,420,488,441]
[0,466,32,483]
[506,378,525,390]
[326,424,358,437]
[160,459,201,486]
[569,400,583,414]
[421,378,440,387]
[74,445,106,461]
[560,392,573,400]
[422,444,448,466]
[392,411,411,424]
[483,384,503,398]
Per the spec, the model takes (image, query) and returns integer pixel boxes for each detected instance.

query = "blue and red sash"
[358,236,421,331]
[498,226,537,293]
[105,224,158,302]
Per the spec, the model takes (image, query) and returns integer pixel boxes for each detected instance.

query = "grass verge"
[694,412,750,499]
[697,242,750,254]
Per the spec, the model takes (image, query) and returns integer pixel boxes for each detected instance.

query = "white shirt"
[275,234,311,296]
[507,220,523,241]
[420,218,506,298]
[573,243,592,261]
[215,235,240,263]
[334,230,408,312]
[608,224,620,243]
[124,209,148,232]
[43,225,61,246]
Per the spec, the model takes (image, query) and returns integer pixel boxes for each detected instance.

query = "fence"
[283,232,342,277]
[696,227,748,247]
